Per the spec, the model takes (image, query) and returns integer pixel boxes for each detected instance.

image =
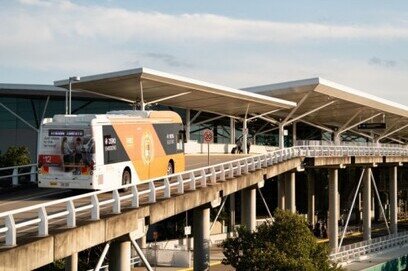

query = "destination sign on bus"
[49,130,84,136]
[357,123,386,130]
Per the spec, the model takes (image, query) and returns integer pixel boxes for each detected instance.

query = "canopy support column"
[230,117,235,144]
[186,109,191,141]
[139,80,145,111]
[279,123,284,149]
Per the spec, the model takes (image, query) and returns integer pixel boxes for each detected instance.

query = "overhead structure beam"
[340,112,382,134]
[387,137,405,144]
[0,102,39,132]
[75,88,135,104]
[247,109,282,121]
[194,115,225,126]
[349,129,374,140]
[377,123,408,141]
[40,96,50,123]
[189,111,202,125]
[282,91,312,124]
[255,122,271,134]
[299,119,334,133]
[145,91,192,105]
[255,115,280,125]
[257,126,279,135]
[284,100,336,126]
[338,109,363,133]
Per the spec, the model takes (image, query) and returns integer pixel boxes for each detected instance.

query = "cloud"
[145,53,193,68]
[369,57,397,68]
[5,0,408,47]
[1,0,408,106]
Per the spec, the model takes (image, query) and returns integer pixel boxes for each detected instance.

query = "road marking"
[0,189,69,207]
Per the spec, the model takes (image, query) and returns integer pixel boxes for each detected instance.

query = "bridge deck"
[0,154,246,214]
[0,154,248,245]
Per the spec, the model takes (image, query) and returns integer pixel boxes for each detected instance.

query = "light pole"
[68,76,80,115]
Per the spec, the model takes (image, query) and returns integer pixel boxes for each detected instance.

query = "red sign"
[203,129,214,144]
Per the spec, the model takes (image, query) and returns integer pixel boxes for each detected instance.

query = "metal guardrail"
[0,144,407,247]
[330,231,408,263]
[0,163,37,186]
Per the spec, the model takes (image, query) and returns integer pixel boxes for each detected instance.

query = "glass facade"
[0,95,131,160]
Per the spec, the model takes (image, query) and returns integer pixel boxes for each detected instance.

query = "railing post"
[243,159,249,174]
[256,157,261,169]
[210,167,217,185]
[220,165,226,181]
[30,165,37,183]
[91,194,100,220]
[236,161,241,176]
[67,200,76,228]
[249,157,255,171]
[262,154,267,167]
[189,172,196,190]
[164,177,171,198]
[200,169,207,188]
[177,175,184,194]
[12,168,18,186]
[228,163,234,178]
[38,206,48,237]
[148,181,156,203]
[131,185,139,208]
[5,214,16,246]
[113,190,121,214]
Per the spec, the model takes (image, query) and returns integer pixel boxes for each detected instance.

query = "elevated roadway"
[0,144,407,270]
[0,154,247,213]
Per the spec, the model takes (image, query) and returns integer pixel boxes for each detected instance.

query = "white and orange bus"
[37,110,185,190]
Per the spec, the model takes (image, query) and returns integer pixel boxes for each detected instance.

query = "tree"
[221,209,343,271]
[0,146,31,167]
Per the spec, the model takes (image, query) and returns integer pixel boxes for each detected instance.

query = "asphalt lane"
[0,154,247,214]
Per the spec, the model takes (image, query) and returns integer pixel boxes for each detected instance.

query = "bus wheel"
[167,161,174,175]
[122,169,131,191]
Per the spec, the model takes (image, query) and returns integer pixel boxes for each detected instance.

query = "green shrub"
[0,146,31,168]
[221,209,343,271]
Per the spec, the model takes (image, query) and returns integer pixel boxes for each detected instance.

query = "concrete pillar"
[277,175,285,210]
[241,188,256,231]
[363,168,372,241]
[230,193,236,231]
[390,166,398,234]
[334,132,341,145]
[109,239,131,271]
[185,109,191,141]
[307,171,315,226]
[193,207,210,271]
[285,172,296,213]
[292,122,297,146]
[279,123,284,149]
[328,168,339,252]
[230,117,235,144]
[65,253,78,271]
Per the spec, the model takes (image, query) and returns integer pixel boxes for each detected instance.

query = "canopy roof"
[244,78,408,142]
[54,68,296,118]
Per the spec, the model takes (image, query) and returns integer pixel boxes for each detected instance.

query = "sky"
[1,0,408,103]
